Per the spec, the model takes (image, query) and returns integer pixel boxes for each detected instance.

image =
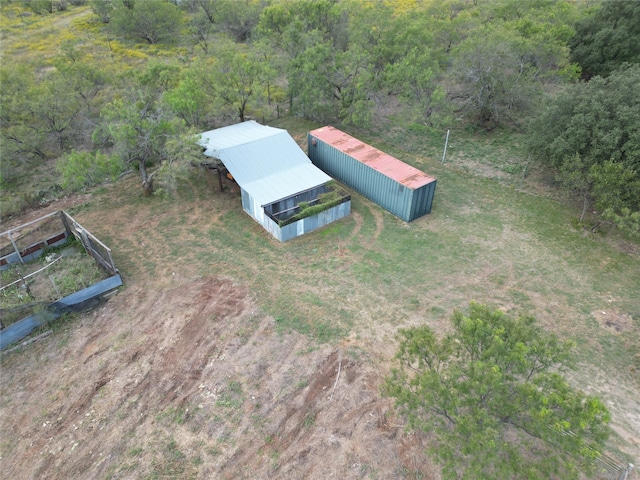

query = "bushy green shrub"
[57,150,125,191]
[24,0,53,15]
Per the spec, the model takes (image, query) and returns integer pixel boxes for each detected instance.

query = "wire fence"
[553,428,634,480]
[594,454,633,480]
[1,210,120,338]
[0,210,117,276]
[60,211,118,276]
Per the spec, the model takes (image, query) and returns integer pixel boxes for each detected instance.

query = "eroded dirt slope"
[0,276,436,479]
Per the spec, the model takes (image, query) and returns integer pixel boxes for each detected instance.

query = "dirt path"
[51,6,92,29]
[368,203,385,241]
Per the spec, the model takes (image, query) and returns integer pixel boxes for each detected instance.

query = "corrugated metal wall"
[264,185,327,221]
[242,188,351,242]
[263,201,351,242]
[308,134,436,222]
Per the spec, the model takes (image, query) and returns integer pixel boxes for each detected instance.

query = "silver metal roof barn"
[199,122,350,242]
[200,121,331,206]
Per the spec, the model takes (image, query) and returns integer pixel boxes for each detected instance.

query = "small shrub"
[57,150,125,192]
[25,0,54,15]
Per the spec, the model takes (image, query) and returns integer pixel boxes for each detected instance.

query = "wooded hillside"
[1,0,638,229]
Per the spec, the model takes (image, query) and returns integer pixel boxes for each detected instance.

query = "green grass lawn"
[77,121,640,388]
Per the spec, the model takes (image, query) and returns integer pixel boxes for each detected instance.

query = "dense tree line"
[530,1,640,236]
[1,0,639,235]
[528,65,640,235]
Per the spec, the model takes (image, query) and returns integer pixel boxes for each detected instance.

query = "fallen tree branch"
[330,356,342,401]
[2,330,53,355]
[116,169,135,180]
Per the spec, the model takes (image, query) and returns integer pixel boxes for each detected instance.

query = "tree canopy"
[570,1,640,80]
[3,0,638,234]
[93,85,177,195]
[384,303,611,480]
[109,0,182,45]
[527,65,640,235]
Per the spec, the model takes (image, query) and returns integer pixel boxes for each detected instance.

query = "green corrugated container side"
[308,132,436,222]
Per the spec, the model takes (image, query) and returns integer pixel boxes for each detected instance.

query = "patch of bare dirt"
[593,308,635,335]
[349,211,363,240]
[0,194,92,234]
[0,275,436,479]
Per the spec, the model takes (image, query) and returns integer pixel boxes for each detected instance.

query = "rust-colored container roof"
[309,126,436,189]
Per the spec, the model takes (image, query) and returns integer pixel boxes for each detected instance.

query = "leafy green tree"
[350,1,448,78]
[257,0,345,52]
[1,66,47,162]
[184,0,265,43]
[450,26,542,128]
[287,39,373,124]
[110,0,182,44]
[570,1,640,80]
[1,67,83,159]
[212,0,264,43]
[154,131,204,195]
[188,0,216,23]
[384,303,611,480]
[188,9,214,54]
[384,46,446,125]
[54,47,110,111]
[89,0,113,23]
[137,60,181,94]
[257,0,357,120]
[528,65,640,234]
[331,47,373,125]
[163,69,209,128]
[558,153,594,222]
[255,0,295,43]
[422,0,480,56]
[343,0,395,73]
[95,88,178,195]
[591,161,640,237]
[24,0,54,14]
[488,0,581,80]
[28,74,83,151]
[198,42,271,123]
[253,39,285,108]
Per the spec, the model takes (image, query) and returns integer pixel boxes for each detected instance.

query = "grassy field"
[62,117,640,462]
[2,122,638,478]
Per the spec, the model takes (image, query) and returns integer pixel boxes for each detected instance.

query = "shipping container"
[308,126,436,222]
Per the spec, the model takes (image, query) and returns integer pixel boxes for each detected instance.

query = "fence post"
[59,210,73,239]
[619,463,634,480]
[7,232,24,264]
[442,129,450,164]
